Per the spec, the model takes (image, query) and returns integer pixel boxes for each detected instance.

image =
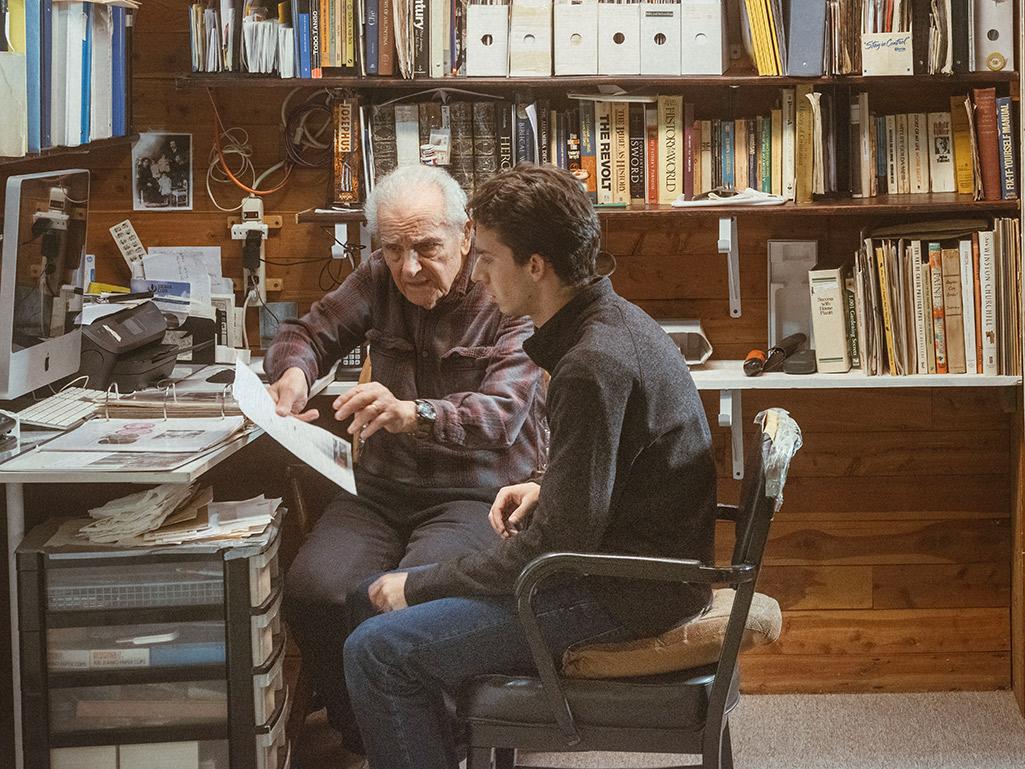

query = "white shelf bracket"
[332,221,372,264]
[718,217,741,318]
[718,389,745,480]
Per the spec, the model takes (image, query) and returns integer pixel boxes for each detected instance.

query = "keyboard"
[18,387,105,430]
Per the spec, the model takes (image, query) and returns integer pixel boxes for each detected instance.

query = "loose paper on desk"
[42,417,244,454]
[233,361,357,494]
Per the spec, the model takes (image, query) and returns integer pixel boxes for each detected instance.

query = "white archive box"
[640,2,682,74]
[466,4,510,76]
[598,1,641,74]
[553,0,598,75]
[509,0,553,76]
[680,0,727,75]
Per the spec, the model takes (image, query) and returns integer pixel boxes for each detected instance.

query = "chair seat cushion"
[561,589,782,679]
[459,668,737,731]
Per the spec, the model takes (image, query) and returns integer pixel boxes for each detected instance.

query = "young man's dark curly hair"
[468,164,600,286]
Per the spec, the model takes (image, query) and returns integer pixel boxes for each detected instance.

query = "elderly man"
[341,164,717,769]
[265,165,547,753]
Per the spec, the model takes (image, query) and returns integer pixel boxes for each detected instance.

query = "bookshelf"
[179,71,1021,89]
[0,135,138,169]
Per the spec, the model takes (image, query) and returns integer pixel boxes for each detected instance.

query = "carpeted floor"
[297,691,1025,769]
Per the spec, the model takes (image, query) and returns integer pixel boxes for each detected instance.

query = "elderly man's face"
[378,188,470,310]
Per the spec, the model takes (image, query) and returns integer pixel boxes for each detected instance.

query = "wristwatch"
[413,399,437,440]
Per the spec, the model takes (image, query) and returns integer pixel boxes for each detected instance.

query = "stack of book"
[0,0,135,158]
[809,218,1022,377]
[338,86,1018,207]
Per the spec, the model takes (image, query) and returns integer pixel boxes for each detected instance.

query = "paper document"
[42,417,245,454]
[0,450,198,473]
[233,361,357,494]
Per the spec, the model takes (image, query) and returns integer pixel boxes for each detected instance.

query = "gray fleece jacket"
[404,277,716,635]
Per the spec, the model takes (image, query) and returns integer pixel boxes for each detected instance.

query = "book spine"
[844,274,861,369]
[645,106,658,204]
[365,0,379,74]
[657,95,682,204]
[682,103,694,200]
[412,0,428,77]
[909,113,928,193]
[978,229,999,374]
[497,101,514,173]
[928,242,948,374]
[875,115,888,193]
[940,246,966,374]
[537,100,551,164]
[515,102,535,165]
[972,232,983,371]
[721,120,735,189]
[911,242,928,374]
[566,108,581,178]
[472,101,498,188]
[809,267,852,373]
[699,120,712,196]
[959,239,977,374]
[333,100,362,204]
[378,0,394,75]
[310,0,322,77]
[781,88,795,201]
[876,246,898,375]
[794,85,813,203]
[344,0,355,69]
[995,96,1018,200]
[596,101,613,205]
[579,101,597,202]
[770,108,782,196]
[448,101,474,196]
[949,95,975,194]
[972,88,1001,201]
[760,115,771,192]
[612,103,630,204]
[747,118,758,191]
[628,103,646,204]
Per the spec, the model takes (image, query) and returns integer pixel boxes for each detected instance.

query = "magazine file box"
[598,2,641,74]
[554,0,598,75]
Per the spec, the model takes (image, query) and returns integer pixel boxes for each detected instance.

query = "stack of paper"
[78,484,204,544]
[143,494,280,545]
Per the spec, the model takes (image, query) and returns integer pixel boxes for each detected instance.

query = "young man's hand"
[368,571,409,612]
[333,382,417,439]
[267,367,319,422]
[489,482,541,538]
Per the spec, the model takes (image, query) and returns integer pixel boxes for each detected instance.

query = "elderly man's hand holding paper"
[233,361,357,495]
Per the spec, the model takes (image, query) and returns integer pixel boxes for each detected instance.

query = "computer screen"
[0,170,89,400]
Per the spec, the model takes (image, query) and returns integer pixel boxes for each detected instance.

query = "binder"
[26,0,41,151]
[974,0,1013,72]
[597,1,640,75]
[680,0,725,75]
[466,3,509,76]
[784,0,825,76]
[639,1,680,75]
[509,0,552,77]
[553,0,597,76]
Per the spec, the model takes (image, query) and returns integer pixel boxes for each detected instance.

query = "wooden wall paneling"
[741,652,1011,694]
[1014,393,1025,714]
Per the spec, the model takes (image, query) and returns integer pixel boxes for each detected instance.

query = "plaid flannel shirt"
[264,250,547,489]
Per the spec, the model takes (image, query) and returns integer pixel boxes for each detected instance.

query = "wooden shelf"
[296,195,1018,225]
[320,364,1019,395]
[595,194,1021,217]
[688,360,1021,390]
[179,72,1020,90]
[296,207,365,224]
[0,135,137,168]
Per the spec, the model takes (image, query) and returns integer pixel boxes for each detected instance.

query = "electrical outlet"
[266,278,283,292]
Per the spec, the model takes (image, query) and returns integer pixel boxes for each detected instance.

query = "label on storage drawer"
[50,648,149,670]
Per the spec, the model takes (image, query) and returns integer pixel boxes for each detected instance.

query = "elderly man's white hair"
[364,165,469,236]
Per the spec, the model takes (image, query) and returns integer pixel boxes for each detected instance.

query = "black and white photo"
[132,132,192,211]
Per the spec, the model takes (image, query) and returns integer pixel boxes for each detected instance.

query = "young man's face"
[471,224,537,319]
[377,188,471,310]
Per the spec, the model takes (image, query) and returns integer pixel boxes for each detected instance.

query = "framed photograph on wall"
[132,132,193,211]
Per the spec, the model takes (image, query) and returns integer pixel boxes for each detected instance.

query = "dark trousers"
[283,469,501,748]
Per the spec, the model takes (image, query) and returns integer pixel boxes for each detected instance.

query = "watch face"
[417,400,437,421]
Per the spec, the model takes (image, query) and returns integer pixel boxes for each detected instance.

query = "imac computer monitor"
[0,170,89,400]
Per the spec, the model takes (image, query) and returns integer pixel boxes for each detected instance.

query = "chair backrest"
[705,408,801,728]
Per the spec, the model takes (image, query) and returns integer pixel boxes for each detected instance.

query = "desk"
[2,427,263,769]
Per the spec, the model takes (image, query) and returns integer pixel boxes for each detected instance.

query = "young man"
[342,164,717,769]
[265,165,547,753]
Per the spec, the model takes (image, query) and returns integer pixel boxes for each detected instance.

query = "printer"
[76,301,207,392]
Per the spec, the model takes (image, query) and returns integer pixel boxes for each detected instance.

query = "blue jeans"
[343,576,628,769]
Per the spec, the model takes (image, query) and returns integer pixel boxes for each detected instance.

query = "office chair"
[459,408,802,769]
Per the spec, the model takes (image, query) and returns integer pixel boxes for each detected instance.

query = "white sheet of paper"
[146,246,223,279]
[233,361,357,494]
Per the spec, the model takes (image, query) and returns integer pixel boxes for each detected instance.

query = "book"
[794,85,813,203]
[940,245,966,374]
[949,94,975,195]
[645,106,659,204]
[958,239,977,375]
[977,228,999,374]
[579,101,597,202]
[332,99,362,205]
[472,101,497,189]
[808,262,852,373]
[656,95,682,204]
[972,87,1001,201]
[927,242,948,374]
[926,112,955,193]
[628,103,646,204]
[908,113,929,194]
[995,96,1018,200]
[611,102,630,204]
[596,100,614,205]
